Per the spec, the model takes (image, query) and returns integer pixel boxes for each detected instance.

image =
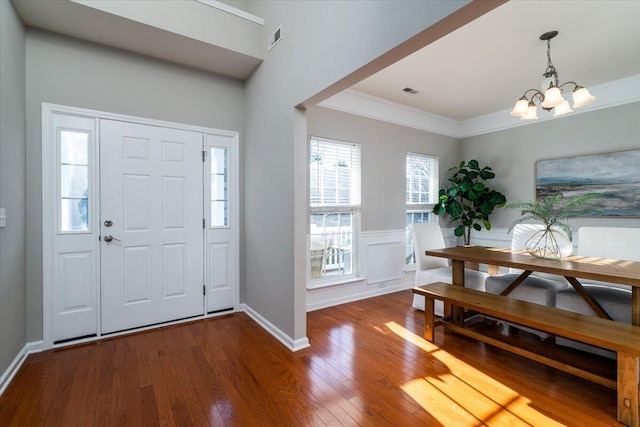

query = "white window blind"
[310,138,361,212]
[309,137,361,282]
[406,153,439,208]
[405,153,439,265]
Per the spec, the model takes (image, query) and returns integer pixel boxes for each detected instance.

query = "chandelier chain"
[544,39,558,84]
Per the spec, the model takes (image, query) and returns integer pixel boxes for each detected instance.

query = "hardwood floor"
[0,290,623,426]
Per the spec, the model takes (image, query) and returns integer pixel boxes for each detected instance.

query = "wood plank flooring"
[0,290,623,426]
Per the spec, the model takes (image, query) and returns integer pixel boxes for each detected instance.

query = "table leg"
[424,296,434,342]
[500,270,533,296]
[617,352,639,427]
[565,276,613,320]
[487,264,500,276]
[633,287,640,327]
[451,259,465,327]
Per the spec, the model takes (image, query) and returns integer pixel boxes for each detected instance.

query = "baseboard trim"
[0,340,42,396]
[240,304,310,352]
[306,281,414,312]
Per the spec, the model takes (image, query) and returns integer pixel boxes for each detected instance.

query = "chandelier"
[510,31,596,120]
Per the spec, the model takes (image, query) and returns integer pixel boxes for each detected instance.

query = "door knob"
[103,235,121,243]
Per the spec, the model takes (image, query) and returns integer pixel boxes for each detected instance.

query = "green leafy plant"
[433,160,507,245]
[506,193,602,240]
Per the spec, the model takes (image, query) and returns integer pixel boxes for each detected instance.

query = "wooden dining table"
[424,245,640,327]
[422,245,640,426]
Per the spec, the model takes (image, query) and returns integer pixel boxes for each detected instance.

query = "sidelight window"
[210,147,229,227]
[60,130,90,232]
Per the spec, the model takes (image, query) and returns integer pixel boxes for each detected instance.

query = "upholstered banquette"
[483,224,570,338]
[555,226,637,358]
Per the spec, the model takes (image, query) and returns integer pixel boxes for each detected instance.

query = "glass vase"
[525,227,572,260]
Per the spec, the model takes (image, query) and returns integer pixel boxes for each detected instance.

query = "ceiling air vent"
[403,87,419,94]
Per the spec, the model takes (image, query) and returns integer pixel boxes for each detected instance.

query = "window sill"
[404,264,417,273]
[307,276,366,290]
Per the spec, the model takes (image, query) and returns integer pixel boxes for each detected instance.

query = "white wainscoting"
[361,230,406,284]
[306,229,414,312]
[306,227,579,312]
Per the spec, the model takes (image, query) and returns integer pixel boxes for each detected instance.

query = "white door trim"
[42,103,239,350]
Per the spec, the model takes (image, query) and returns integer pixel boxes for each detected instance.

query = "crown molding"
[196,0,264,25]
[318,89,460,138]
[318,74,640,139]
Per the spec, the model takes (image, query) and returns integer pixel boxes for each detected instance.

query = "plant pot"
[525,227,572,260]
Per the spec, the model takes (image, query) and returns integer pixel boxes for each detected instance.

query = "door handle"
[103,235,121,243]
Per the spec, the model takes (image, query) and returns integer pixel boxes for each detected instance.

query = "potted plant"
[433,160,507,245]
[506,193,602,259]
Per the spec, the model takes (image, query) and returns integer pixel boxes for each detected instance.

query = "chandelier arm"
[521,88,544,99]
[530,91,545,104]
[557,81,579,91]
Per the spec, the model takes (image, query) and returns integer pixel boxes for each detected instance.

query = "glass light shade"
[521,103,538,120]
[541,86,564,108]
[553,100,573,117]
[572,86,596,108]
[510,98,529,117]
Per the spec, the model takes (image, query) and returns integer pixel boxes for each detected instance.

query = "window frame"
[405,153,439,267]
[57,128,93,234]
[309,136,361,285]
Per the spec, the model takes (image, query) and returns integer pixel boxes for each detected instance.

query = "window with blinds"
[309,137,361,282]
[405,153,439,264]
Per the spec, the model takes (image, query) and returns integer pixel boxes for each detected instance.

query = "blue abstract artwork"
[536,149,640,217]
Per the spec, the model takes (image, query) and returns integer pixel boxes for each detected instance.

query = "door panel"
[100,120,204,334]
[51,114,98,342]
[205,133,239,313]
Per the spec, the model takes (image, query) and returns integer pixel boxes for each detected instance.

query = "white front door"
[100,120,204,334]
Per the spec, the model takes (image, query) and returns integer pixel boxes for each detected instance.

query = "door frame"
[42,103,240,350]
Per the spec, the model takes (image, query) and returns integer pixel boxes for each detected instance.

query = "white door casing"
[205,133,239,313]
[100,120,204,334]
[43,104,240,349]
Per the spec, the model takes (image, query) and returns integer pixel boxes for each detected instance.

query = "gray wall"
[308,106,461,232]
[244,0,470,342]
[0,0,27,374]
[461,102,640,231]
[25,30,245,342]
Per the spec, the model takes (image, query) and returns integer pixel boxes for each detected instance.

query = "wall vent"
[268,26,283,51]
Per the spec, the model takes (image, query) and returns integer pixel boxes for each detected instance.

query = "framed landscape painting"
[536,149,640,217]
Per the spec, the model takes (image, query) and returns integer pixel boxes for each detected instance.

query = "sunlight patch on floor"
[386,321,566,427]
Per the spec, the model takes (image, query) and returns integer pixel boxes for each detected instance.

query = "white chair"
[555,227,638,358]
[410,223,487,316]
[484,224,570,338]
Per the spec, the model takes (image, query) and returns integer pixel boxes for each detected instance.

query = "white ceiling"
[12,0,640,123]
[351,0,640,122]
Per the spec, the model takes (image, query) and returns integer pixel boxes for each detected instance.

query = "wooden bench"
[413,282,640,427]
